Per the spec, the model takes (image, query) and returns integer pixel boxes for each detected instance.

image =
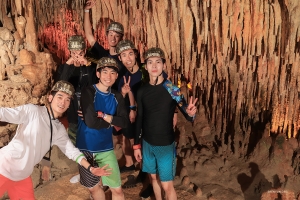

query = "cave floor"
[34,170,197,200]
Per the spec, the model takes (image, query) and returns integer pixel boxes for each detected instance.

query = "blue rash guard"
[76,84,128,153]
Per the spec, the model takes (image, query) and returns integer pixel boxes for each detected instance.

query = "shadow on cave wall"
[246,110,272,157]
[237,162,272,200]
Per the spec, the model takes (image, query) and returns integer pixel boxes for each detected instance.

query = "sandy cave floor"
[33,169,197,200]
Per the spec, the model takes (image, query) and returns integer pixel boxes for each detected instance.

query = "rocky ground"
[33,169,198,200]
[2,115,300,200]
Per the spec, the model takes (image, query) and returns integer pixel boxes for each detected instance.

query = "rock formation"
[0,0,54,148]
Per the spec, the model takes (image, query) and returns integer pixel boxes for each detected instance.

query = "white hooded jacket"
[0,104,84,181]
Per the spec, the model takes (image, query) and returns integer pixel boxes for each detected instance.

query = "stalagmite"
[15,16,26,39]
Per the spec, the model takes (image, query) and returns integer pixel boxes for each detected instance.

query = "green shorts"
[95,150,121,188]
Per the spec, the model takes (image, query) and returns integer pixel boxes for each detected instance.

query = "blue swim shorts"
[141,139,176,182]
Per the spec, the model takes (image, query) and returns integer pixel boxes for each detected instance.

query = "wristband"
[97,111,104,118]
[87,164,93,172]
[129,105,136,111]
[133,144,141,150]
[84,9,90,13]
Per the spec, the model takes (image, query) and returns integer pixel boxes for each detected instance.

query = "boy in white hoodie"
[0,80,111,199]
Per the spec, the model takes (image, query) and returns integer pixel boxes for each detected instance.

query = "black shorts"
[78,151,100,188]
[122,120,136,139]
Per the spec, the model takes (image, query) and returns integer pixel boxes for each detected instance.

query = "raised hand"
[69,50,86,67]
[91,164,113,177]
[121,76,131,96]
[76,56,88,66]
[186,96,198,117]
[84,0,95,10]
[66,56,75,65]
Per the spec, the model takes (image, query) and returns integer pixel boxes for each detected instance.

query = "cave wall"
[1,0,300,154]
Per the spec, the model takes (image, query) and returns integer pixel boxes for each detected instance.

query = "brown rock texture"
[0,1,55,148]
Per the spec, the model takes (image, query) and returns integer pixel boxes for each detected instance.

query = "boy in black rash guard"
[84,0,127,90]
[77,57,128,200]
[116,41,175,198]
[54,35,97,184]
[133,48,198,200]
[54,35,97,145]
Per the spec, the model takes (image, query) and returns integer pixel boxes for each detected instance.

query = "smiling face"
[48,91,71,118]
[97,67,118,87]
[107,31,123,47]
[118,49,136,70]
[145,56,166,77]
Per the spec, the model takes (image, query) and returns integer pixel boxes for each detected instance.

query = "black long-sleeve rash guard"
[135,80,193,146]
[80,85,128,130]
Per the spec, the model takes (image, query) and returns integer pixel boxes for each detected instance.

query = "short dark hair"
[50,91,57,96]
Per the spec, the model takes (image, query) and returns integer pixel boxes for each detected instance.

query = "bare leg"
[150,174,163,200]
[89,184,105,200]
[110,187,125,200]
[122,136,134,167]
[161,180,177,200]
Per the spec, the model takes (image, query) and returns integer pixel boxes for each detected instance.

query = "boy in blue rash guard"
[76,57,128,200]
[133,48,198,200]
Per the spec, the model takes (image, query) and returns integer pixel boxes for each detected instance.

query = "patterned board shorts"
[141,140,176,182]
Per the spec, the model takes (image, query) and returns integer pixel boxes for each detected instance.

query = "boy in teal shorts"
[133,48,198,200]
[77,57,128,199]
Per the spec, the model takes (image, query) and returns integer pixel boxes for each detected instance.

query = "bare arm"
[84,0,96,47]
[128,91,137,123]
[128,90,135,107]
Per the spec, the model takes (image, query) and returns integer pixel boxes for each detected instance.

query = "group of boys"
[0,0,198,199]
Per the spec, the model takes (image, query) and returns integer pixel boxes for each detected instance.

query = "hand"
[90,164,112,177]
[134,149,142,162]
[66,57,75,65]
[129,110,136,123]
[70,51,86,67]
[84,0,95,10]
[186,96,198,117]
[121,76,131,96]
[75,56,88,66]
